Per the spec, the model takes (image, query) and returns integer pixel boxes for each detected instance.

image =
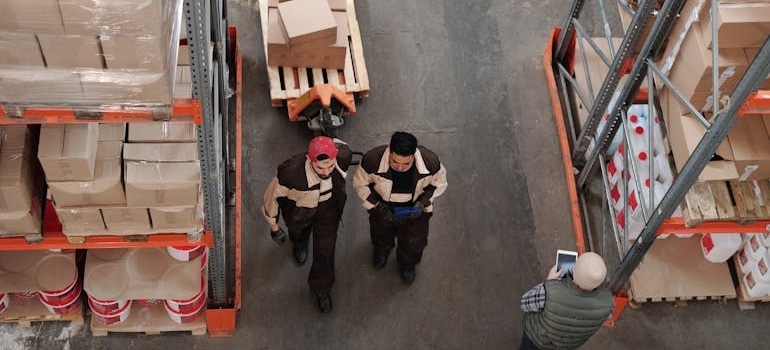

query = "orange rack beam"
[738,90,770,116]
[658,217,770,235]
[0,230,213,251]
[0,98,202,125]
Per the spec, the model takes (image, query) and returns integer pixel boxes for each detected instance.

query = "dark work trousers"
[518,332,540,350]
[285,200,341,295]
[369,210,432,268]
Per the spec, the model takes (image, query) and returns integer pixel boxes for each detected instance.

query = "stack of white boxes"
[0,0,183,106]
[0,126,42,237]
[43,122,202,238]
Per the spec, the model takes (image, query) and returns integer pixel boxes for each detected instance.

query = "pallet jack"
[285,84,356,136]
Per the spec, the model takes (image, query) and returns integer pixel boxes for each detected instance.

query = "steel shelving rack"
[0,0,241,336]
[544,0,770,323]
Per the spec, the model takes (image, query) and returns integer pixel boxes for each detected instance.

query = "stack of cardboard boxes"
[0,0,183,106]
[45,122,203,238]
[266,0,349,69]
[0,126,42,237]
[658,0,770,182]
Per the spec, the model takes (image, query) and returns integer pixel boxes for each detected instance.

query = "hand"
[270,227,287,245]
[547,265,562,280]
[370,202,396,225]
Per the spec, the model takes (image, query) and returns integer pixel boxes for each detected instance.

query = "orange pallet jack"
[286,84,357,136]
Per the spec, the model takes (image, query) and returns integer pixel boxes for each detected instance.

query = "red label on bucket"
[702,234,715,253]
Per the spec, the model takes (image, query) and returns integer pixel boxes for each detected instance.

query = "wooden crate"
[90,302,206,337]
[259,0,370,107]
[682,180,770,227]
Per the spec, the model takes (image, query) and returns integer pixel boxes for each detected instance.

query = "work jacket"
[352,145,447,211]
[262,141,352,227]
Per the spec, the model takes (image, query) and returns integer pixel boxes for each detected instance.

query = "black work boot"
[293,245,308,266]
[316,293,333,314]
[399,266,416,284]
[372,249,391,270]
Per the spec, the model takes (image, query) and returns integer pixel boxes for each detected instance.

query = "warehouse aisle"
[4,1,770,349]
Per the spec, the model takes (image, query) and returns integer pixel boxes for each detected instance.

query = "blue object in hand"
[393,206,423,220]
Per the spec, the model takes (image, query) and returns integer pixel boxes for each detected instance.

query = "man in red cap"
[262,136,352,313]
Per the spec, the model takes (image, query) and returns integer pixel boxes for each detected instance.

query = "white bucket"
[200,249,208,270]
[166,245,206,262]
[738,247,760,274]
[39,269,79,304]
[744,270,770,298]
[89,298,131,326]
[165,274,206,313]
[758,233,770,247]
[0,293,9,315]
[745,235,767,261]
[750,255,770,284]
[38,281,82,315]
[700,233,742,263]
[87,294,129,314]
[163,295,206,324]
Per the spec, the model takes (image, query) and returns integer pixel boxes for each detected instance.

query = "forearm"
[352,166,378,209]
[262,176,285,227]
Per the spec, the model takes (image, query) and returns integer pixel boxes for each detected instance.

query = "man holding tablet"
[519,252,614,350]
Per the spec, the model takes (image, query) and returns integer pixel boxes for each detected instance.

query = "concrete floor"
[3,0,770,349]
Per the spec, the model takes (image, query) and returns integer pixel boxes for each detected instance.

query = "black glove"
[410,202,425,219]
[370,202,396,225]
[270,227,287,245]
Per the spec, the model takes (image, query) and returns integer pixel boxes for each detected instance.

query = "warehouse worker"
[262,136,352,313]
[352,131,447,284]
[519,252,615,350]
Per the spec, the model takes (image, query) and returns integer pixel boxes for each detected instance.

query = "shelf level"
[0,230,213,251]
[0,99,202,125]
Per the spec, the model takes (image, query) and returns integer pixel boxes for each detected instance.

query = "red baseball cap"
[307,136,338,162]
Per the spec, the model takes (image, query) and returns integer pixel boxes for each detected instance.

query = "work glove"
[393,202,424,220]
[270,227,287,245]
[370,202,396,225]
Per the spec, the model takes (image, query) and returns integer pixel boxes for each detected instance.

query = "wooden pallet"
[90,303,206,337]
[682,180,770,227]
[0,233,43,244]
[628,236,737,304]
[0,294,84,327]
[259,0,370,107]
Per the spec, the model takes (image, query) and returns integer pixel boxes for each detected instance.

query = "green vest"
[522,279,614,350]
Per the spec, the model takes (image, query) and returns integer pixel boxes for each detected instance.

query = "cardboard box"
[55,207,105,233]
[123,143,199,162]
[701,3,770,49]
[727,115,770,180]
[37,34,103,69]
[38,124,99,181]
[149,205,198,230]
[0,69,83,103]
[48,141,125,207]
[0,0,65,34]
[268,11,349,69]
[267,8,291,55]
[271,0,347,11]
[59,0,174,35]
[668,113,770,181]
[0,125,35,158]
[101,207,151,231]
[125,162,201,207]
[127,122,197,142]
[666,25,747,111]
[0,33,45,67]
[177,42,190,66]
[0,199,41,235]
[277,0,337,48]
[79,69,174,105]
[100,35,169,71]
[98,123,127,141]
[668,114,737,181]
[746,48,770,90]
[0,152,34,213]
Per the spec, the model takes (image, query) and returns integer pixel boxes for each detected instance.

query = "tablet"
[556,249,578,276]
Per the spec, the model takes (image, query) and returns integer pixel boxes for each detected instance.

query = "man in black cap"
[352,131,447,284]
